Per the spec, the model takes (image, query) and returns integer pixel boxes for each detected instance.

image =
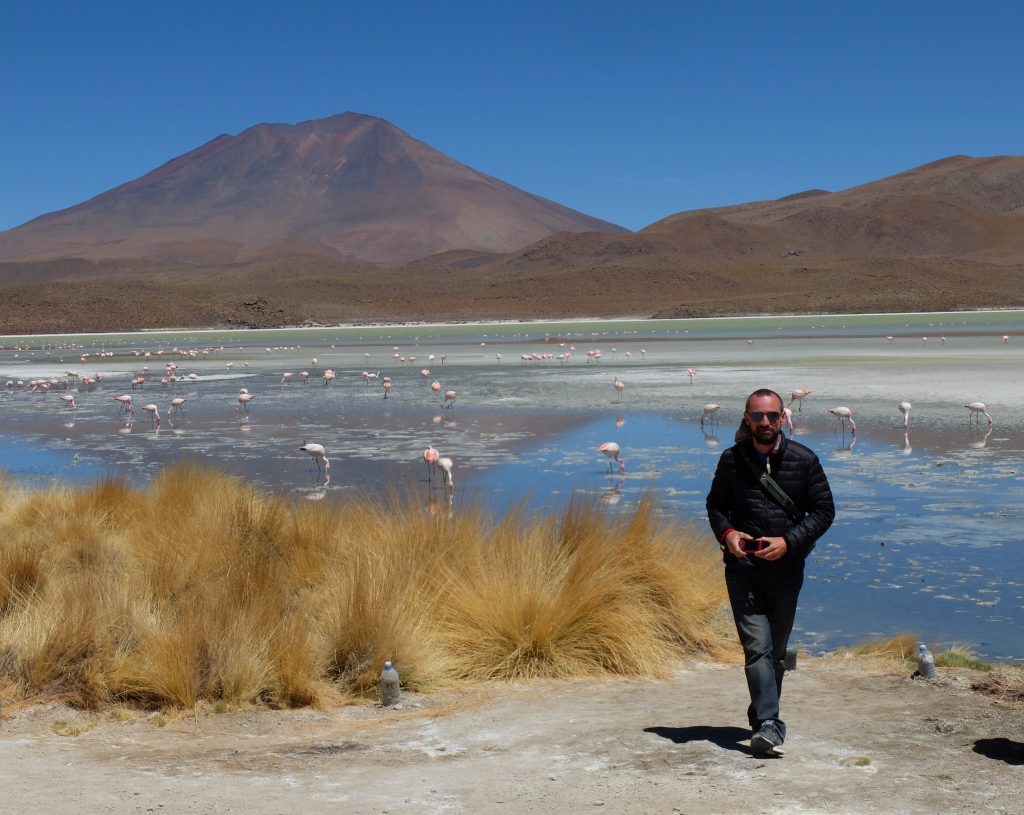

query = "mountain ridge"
[1,121,1023,332]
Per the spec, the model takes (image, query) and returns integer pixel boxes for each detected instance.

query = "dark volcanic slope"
[0,112,625,265]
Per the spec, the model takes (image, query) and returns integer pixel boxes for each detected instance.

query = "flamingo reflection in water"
[305,474,331,500]
[600,478,625,506]
[967,428,993,449]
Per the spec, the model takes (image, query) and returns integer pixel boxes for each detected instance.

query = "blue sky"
[2,1,1022,232]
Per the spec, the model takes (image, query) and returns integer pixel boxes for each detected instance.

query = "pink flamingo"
[782,407,794,433]
[236,393,255,414]
[281,372,293,384]
[597,441,625,473]
[788,389,812,411]
[130,376,145,390]
[686,368,697,383]
[298,442,330,473]
[60,394,77,409]
[443,390,458,409]
[322,369,336,386]
[613,377,624,401]
[382,379,392,398]
[964,401,992,424]
[828,406,857,432]
[169,397,187,415]
[898,401,912,428]
[431,381,442,399]
[113,394,135,415]
[424,445,439,481]
[142,404,161,427]
[701,403,721,427]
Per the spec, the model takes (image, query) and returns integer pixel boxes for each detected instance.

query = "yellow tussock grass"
[0,464,729,712]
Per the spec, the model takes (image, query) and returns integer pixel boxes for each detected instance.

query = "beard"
[751,423,781,446]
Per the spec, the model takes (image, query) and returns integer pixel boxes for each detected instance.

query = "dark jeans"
[725,565,803,734]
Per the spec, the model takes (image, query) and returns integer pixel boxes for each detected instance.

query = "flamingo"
[442,390,458,409]
[597,441,625,474]
[281,372,293,384]
[298,442,330,473]
[701,403,721,427]
[431,381,442,398]
[686,368,697,383]
[437,456,454,487]
[964,401,992,424]
[382,379,392,398]
[60,394,77,409]
[322,369,336,386]
[142,404,161,426]
[613,377,624,401]
[130,376,145,390]
[113,394,135,415]
[898,401,912,428]
[236,393,255,414]
[828,406,857,432]
[782,407,794,434]
[788,389,812,411]
[424,445,439,481]
[169,397,187,415]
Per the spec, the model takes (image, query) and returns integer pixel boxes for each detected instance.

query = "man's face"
[745,394,784,447]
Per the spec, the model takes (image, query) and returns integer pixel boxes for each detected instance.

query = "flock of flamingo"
[1,329,1003,504]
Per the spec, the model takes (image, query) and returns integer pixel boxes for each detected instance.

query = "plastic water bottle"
[380,660,401,706]
[784,646,798,672]
[917,643,936,679]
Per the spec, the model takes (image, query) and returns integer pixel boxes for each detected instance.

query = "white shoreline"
[2,307,1024,341]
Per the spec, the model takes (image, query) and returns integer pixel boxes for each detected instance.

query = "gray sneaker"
[750,719,785,756]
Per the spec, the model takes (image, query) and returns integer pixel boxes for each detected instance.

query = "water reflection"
[967,428,993,449]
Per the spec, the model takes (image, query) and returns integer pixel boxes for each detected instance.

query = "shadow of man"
[646,725,772,757]
[973,738,1024,765]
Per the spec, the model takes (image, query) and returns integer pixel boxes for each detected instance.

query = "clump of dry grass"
[0,465,729,712]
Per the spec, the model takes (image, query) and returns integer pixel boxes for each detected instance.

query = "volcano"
[0,112,626,265]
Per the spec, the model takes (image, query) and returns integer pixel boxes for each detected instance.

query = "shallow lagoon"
[2,310,1024,662]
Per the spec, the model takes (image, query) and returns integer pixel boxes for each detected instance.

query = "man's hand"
[754,536,788,561]
[723,530,753,558]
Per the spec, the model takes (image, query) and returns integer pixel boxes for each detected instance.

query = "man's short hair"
[745,388,784,413]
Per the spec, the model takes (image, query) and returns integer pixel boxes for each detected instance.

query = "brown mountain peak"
[0,112,625,265]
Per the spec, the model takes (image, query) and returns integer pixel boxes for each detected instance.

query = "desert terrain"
[1,656,1021,814]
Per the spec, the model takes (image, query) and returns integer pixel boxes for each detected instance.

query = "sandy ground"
[1,657,1022,814]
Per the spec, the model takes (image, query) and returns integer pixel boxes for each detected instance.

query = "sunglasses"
[748,411,782,422]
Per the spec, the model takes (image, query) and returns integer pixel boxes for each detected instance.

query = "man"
[706,388,835,756]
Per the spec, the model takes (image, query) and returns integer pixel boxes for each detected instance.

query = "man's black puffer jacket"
[706,436,835,576]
